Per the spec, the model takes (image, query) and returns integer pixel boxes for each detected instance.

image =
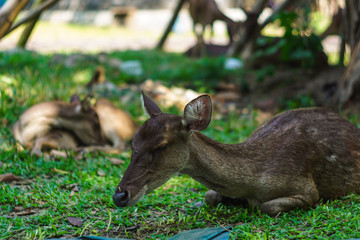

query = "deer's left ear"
[141,91,163,117]
[182,95,212,132]
[80,95,91,112]
[70,94,81,103]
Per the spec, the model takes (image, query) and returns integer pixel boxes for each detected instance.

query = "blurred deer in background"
[93,98,138,152]
[13,94,105,156]
[113,92,360,216]
[188,0,241,45]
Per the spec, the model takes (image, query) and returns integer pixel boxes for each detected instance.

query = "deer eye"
[153,140,168,151]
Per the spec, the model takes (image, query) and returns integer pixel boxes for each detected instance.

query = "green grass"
[1,49,360,239]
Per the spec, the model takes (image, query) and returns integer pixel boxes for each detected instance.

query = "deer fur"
[13,94,138,156]
[113,92,360,216]
[188,0,240,44]
[93,98,138,151]
[12,95,105,156]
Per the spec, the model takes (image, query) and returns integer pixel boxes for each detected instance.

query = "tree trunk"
[0,0,30,39]
[5,0,60,37]
[156,0,186,50]
[17,0,45,48]
[338,0,360,104]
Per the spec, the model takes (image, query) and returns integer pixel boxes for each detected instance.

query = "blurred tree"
[0,0,30,39]
[0,0,59,40]
[17,0,46,48]
[338,0,360,105]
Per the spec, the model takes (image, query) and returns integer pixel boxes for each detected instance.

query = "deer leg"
[259,184,319,216]
[31,131,78,156]
[205,190,248,207]
[31,135,60,156]
[198,25,207,57]
[209,23,214,43]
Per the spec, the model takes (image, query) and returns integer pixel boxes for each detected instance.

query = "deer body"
[94,98,138,151]
[113,93,360,216]
[182,109,360,210]
[189,0,240,44]
[13,96,105,155]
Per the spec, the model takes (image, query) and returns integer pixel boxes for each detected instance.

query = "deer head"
[66,94,105,146]
[113,92,211,207]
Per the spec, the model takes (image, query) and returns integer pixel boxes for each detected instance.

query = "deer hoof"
[205,190,223,206]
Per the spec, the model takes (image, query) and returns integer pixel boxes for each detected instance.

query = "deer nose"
[113,190,129,207]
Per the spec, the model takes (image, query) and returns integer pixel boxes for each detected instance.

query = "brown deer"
[113,92,360,216]
[189,0,240,44]
[12,94,105,156]
[93,98,138,152]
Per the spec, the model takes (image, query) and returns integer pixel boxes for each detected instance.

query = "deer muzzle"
[113,190,129,207]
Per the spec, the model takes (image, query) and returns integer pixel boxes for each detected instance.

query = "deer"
[92,98,139,152]
[188,0,241,45]
[113,92,360,216]
[12,94,106,156]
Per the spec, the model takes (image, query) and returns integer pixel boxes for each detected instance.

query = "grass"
[1,49,360,240]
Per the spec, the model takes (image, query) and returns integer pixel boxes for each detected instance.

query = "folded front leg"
[259,193,319,216]
[205,190,248,207]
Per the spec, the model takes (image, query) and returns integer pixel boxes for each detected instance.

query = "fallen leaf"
[109,158,124,165]
[16,209,36,216]
[13,206,24,212]
[71,185,79,192]
[0,173,20,183]
[70,185,79,196]
[53,168,70,175]
[214,126,225,131]
[97,169,106,176]
[2,118,8,126]
[66,216,83,227]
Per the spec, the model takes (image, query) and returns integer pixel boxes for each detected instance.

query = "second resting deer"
[13,95,138,156]
[113,92,360,216]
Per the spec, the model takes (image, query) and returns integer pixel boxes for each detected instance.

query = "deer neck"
[181,132,255,197]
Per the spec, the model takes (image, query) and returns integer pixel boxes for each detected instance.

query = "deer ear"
[70,94,81,103]
[141,91,163,117]
[182,95,212,131]
[80,95,91,112]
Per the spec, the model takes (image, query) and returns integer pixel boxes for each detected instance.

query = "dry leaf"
[72,185,79,192]
[109,158,124,165]
[97,169,106,176]
[16,209,36,216]
[0,173,20,183]
[66,216,83,227]
[69,185,79,197]
[13,206,24,212]
[214,126,224,131]
[53,168,70,175]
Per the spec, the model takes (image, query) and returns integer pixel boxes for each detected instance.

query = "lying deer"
[12,94,105,156]
[189,0,240,44]
[93,98,138,152]
[113,92,360,216]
